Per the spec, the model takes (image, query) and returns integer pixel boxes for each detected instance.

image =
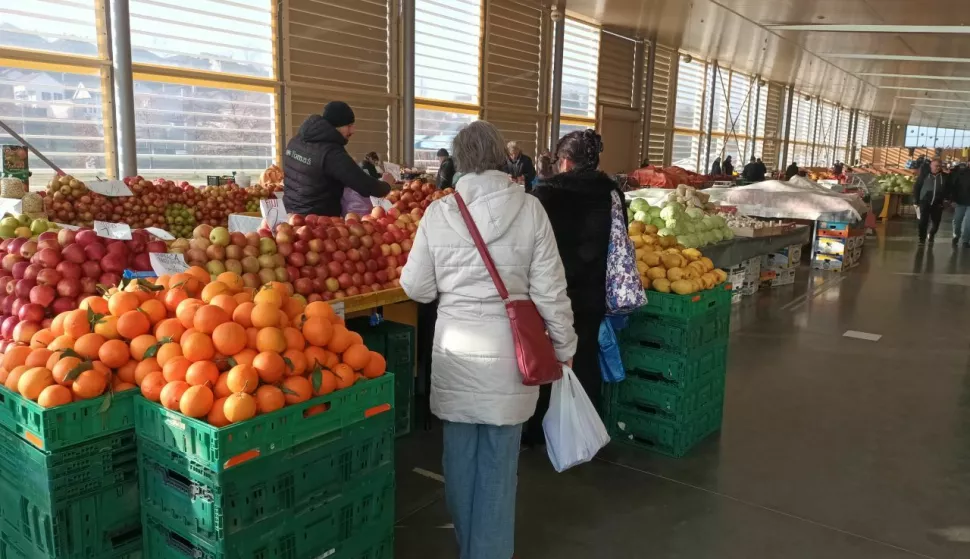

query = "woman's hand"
[381,172,398,185]
[561,358,573,369]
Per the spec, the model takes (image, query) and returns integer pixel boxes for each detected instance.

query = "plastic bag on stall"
[543,366,611,472]
[598,318,625,383]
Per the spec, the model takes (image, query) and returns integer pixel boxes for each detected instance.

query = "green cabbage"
[722,228,735,240]
[648,206,663,218]
[685,207,705,220]
[630,198,650,212]
[658,228,675,237]
[634,211,649,223]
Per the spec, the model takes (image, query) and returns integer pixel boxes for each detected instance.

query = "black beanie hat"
[322,101,355,128]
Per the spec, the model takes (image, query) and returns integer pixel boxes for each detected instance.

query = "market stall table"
[703,225,811,269]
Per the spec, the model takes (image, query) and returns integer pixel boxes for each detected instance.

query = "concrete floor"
[392,219,970,559]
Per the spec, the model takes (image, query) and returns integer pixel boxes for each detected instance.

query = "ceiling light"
[862,73,970,81]
[880,86,970,94]
[766,25,970,34]
[894,97,970,103]
[823,54,970,63]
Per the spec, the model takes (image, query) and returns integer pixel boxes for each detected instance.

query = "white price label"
[149,252,189,276]
[329,301,345,320]
[93,220,132,240]
[369,197,393,210]
[87,180,133,197]
[53,222,80,231]
[274,191,284,199]
[0,198,23,216]
[143,227,175,241]
[382,162,402,179]
[259,198,287,232]
[228,213,261,234]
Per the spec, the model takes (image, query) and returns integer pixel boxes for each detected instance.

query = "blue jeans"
[442,421,523,559]
[953,204,970,240]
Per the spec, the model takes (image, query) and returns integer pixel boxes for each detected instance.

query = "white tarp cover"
[626,179,868,222]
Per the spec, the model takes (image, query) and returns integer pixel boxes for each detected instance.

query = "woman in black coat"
[526,129,622,444]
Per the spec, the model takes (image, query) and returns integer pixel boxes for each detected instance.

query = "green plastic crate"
[134,374,393,473]
[0,530,143,559]
[0,386,136,453]
[346,319,414,437]
[138,412,394,542]
[0,469,141,558]
[607,401,724,458]
[621,342,728,387]
[621,307,730,354]
[604,370,725,423]
[0,427,137,503]
[141,469,395,559]
[638,285,733,320]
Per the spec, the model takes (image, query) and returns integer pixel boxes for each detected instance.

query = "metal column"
[402,0,415,166]
[780,87,794,169]
[549,7,565,153]
[703,61,718,173]
[109,0,136,178]
[748,79,762,162]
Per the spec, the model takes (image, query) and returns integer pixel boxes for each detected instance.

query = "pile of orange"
[0,267,386,426]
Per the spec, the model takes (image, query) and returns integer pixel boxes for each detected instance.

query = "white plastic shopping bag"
[542,366,610,472]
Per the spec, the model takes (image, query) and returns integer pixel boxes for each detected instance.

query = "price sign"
[369,197,393,210]
[53,222,80,231]
[93,220,132,240]
[259,198,287,232]
[329,300,345,320]
[228,213,261,233]
[87,180,132,197]
[382,162,402,179]
[149,253,189,276]
[0,198,23,216]
[143,227,175,241]
[274,191,284,199]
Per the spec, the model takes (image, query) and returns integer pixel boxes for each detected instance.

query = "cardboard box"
[770,268,796,287]
[765,244,803,269]
[815,237,847,256]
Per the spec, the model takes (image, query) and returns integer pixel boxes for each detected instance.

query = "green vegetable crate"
[346,318,415,437]
[137,412,394,542]
[140,468,395,559]
[0,385,136,453]
[606,287,732,457]
[136,374,395,559]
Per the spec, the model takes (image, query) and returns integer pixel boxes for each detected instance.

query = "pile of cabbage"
[628,197,734,248]
[875,173,914,195]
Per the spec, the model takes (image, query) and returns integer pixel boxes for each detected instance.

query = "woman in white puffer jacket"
[401,121,577,559]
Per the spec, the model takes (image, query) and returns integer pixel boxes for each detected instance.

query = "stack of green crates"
[346,318,415,437]
[0,386,141,558]
[135,374,396,559]
[605,285,732,457]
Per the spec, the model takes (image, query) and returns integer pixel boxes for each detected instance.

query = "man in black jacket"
[282,101,394,216]
[504,141,536,191]
[913,158,949,246]
[435,148,455,189]
[755,157,767,181]
[742,157,757,181]
[949,163,970,247]
[785,161,799,180]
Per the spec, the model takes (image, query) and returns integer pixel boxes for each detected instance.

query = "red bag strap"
[453,192,511,301]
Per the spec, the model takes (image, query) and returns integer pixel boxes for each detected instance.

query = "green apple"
[16,213,30,226]
[0,217,19,230]
[29,219,48,235]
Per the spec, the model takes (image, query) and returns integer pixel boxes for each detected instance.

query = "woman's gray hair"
[452,121,508,174]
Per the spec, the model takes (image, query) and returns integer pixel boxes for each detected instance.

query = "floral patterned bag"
[605,189,647,315]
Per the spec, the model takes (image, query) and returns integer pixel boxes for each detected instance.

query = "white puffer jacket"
[401,170,578,426]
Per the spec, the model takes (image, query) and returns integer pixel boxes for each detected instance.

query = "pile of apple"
[169,225,282,290]
[261,206,417,301]
[386,178,453,214]
[0,228,167,348]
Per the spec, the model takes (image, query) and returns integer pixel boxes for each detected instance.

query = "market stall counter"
[703,225,811,269]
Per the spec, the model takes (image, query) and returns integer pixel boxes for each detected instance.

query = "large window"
[671,57,707,171]
[413,107,477,171]
[0,0,108,185]
[133,80,276,178]
[555,18,600,141]
[0,66,107,181]
[129,0,274,79]
[413,0,482,171]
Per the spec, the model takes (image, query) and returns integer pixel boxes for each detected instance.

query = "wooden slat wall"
[761,81,784,170]
[647,45,675,166]
[483,0,543,157]
[597,32,637,108]
[282,0,396,162]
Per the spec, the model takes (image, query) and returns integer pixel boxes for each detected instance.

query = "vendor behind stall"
[283,101,395,216]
